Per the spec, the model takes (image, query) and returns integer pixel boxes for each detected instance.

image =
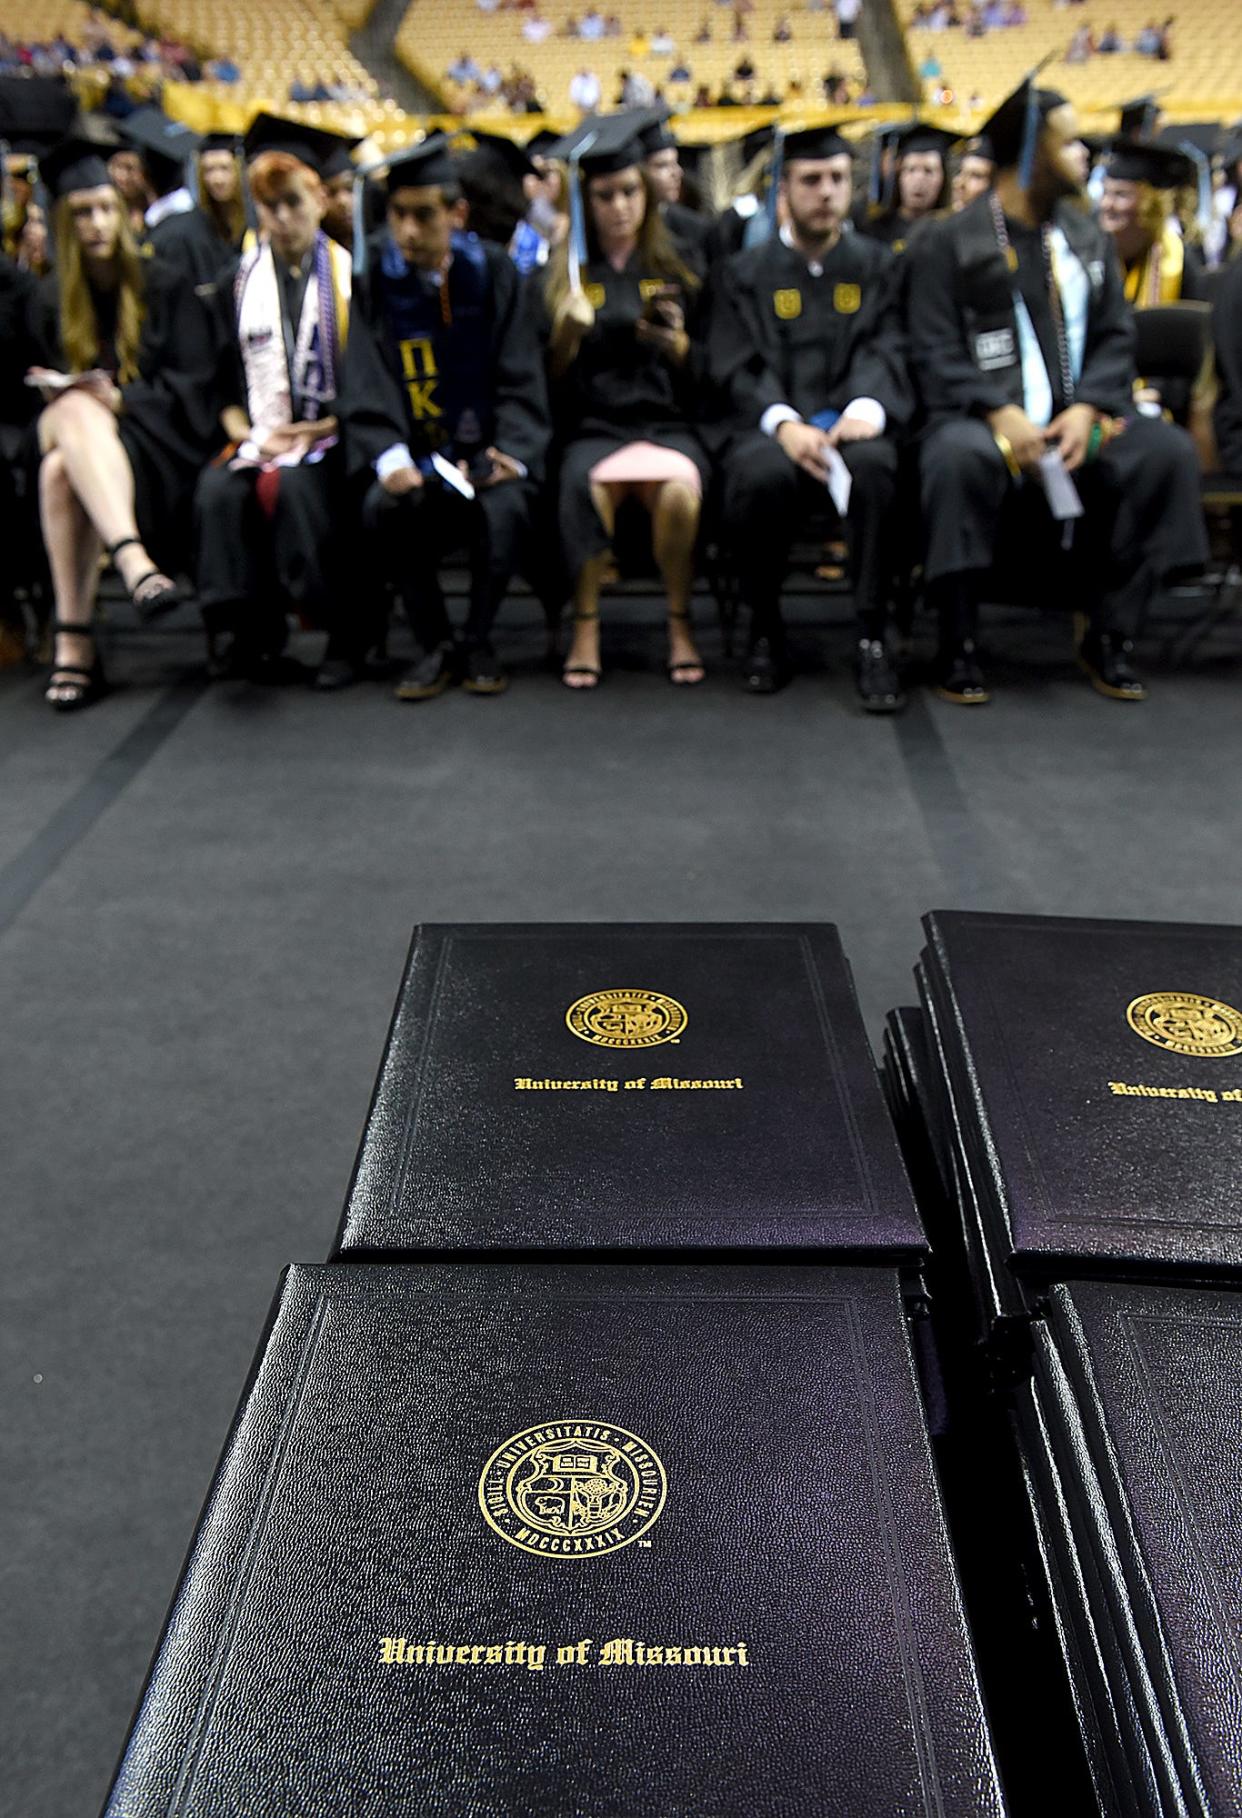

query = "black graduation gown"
[861,209,914,254]
[31,259,217,572]
[534,252,711,578]
[1123,237,1209,423]
[1211,253,1242,473]
[0,252,40,431]
[703,231,912,443]
[149,206,242,290]
[663,201,710,274]
[340,239,549,482]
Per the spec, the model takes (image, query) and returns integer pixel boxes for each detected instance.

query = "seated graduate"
[704,124,913,708]
[538,114,710,689]
[951,134,996,211]
[1211,254,1242,473]
[195,116,358,688]
[319,131,364,256]
[27,136,216,711]
[637,108,711,268]
[863,123,956,252]
[906,78,1208,705]
[135,115,247,286]
[338,134,550,701]
[456,131,564,276]
[0,246,43,667]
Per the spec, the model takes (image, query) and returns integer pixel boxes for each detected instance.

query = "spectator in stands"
[1097,22,1123,50]
[1134,19,1159,50]
[732,6,750,39]
[195,118,357,688]
[835,0,861,37]
[580,7,606,36]
[605,12,623,31]
[539,117,709,689]
[570,66,602,108]
[1156,15,1174,57]
[773,15,793,39]
[865,125,954,250]
[480,62,505,94]
[1065,23,1095,59]
[561,13,579,30]
[29,136,216,710]
[693,82,713,105]
[339,137,549,701]
[523,13,553,40]
[907,78,1208,704]
[1004,1,1026,19]
[920,50,944,79]
[706,123,912,707]
[206,56,242,83]
[695,15,713,40]
[629,26,651,56]
[670,56,693,80]
[652,25,677,53]
[449,50,483,83]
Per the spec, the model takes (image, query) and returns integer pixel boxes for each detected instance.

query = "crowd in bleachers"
[4,71,1242,718]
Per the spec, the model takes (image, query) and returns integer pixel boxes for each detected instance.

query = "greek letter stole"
[378,230,495,460]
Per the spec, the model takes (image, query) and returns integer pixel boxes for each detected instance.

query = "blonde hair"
[543,164,697,318]
[53,192,145,384]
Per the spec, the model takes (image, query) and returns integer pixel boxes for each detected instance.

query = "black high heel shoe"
[45,619,107,712]
[107,537,179,622]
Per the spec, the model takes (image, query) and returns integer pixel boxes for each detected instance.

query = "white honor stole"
[235,236,350,447]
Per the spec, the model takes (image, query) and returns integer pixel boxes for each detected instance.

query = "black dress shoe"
[934,641,990,705]
[1078,630,1148,701]
[855,638,906,714]
[313,656,359,692]
[742,636,790,694]
[461,642,508,695]
[395,645,458,702]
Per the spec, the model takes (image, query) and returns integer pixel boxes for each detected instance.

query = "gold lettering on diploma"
[1108,1080,1242,1104]
[377,1636,751,1670]
[512,1076,743,1092]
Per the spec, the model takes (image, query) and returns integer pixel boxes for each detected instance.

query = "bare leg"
[563,481,619,689]
[647,479,704,683]
[38,391,170,602]
[40,448,105,705]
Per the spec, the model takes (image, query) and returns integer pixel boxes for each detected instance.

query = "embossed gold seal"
[565,988,687,1048]
[1125,991,1242,1059]
[478,1422,667,1556]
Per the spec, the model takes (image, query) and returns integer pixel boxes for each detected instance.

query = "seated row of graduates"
[23,87,1213,715]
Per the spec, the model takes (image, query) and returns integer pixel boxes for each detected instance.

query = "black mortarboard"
[893,122,956,161]
[958,132,995,164]
[526,128,561,159]
[201,131,240,156]
[1118,94,1161,140]
[1104,139,1193,188]
[1224,132,1242,174]
[242,113,353,177]
[121,106,200,189]
[551,112,647,177]
[460,128,538,182]
[1157,120,1220,158]
[781,123,855,163]
[0,76,77,154]
[382,134,460,194]
[980,68,1068,178]
[635,105,679,156]
[320,133,361,182]
[38,136,115,200]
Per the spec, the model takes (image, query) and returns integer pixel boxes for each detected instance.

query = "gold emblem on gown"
[834,283,862,314]
[1125,992,1242,1058]
[565,988,688,1047]
[773,288,802,320]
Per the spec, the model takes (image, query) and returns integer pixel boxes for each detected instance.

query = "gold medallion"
[773,288,802,320]
[566,988,687,1048]
[583,282,606,309]
[478,1422,667,1557]
[833,282,862,314]
[1125,991,1242,1059]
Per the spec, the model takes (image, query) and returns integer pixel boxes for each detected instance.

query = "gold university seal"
[478,1422,667,1557]
[1125,991,1242,1059]
[566,988,687,1048]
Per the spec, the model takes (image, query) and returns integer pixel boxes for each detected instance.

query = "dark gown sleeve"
[1073,239,1136,417]
[149,210,238,291]
[905,217,1014,421]
[703,254,788,424]
[202,260,248,424]
[119,261,220,461]
[336,270,411,479]
[0,255,41,428]
[1212,256,1242,472]
[834,249,914,431]
[488,252,551,481]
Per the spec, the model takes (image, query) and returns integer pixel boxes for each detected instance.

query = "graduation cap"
[121,106,200,192]
[1118,94,1161,140]
[892,122,957,162]
[525,128,561,160]
[550,112,646,177]
[958,132,996,165]
[1104,139,1194,188]
[201,131,241,156]
[980,60,1068,185]
[37,136,116,201]
[780,123,855,163]
[320,133,362,182]
[380,133,459,194]
[1157,120,1220,159]
[0,76,77,155]
[634,105,679,157]
[242,113,355,177]
[458,128,538,183]
[865,120,904,207]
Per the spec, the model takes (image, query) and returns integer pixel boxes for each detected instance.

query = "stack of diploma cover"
[887,911,1242,1817]
[103,924,1007,1816]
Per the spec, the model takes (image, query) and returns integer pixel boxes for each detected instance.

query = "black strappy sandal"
[107,537,179,622]
[561,609,602,690]
[666,608,705,686]
[45,619,107,712]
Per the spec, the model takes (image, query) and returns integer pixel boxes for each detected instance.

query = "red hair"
[248,152,321,203]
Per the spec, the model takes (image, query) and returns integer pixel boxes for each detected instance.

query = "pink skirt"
[588,441,702,497]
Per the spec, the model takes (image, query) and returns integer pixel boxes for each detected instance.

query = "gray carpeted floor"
[4,588,1242,1815]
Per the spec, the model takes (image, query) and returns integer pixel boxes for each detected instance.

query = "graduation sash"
[377,230,495,459]
[1123,221,1185,307]
[234,232,350,439]
[952,199,1107,410]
